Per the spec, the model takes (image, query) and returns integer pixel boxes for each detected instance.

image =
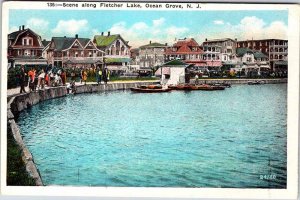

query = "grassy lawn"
[7,124,36,186]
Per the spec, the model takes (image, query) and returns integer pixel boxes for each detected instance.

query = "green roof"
[139,42,166,49]
[105,58,131,63]
[236,48,253,57]
[94,35,119,47]
[253,50,268,59]
[163,59,188,67]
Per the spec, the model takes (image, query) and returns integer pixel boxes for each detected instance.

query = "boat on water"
[209,82,231,88]
[169,84,225,91]
[191,84,225,90]
[130,85,171,93]
[248,81,265,85]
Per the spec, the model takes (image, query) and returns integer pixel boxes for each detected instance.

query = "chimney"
[101,32,104,36]
[75,34,78,39]
[165,43,168,46]
[205,38,207,41]
[150,41,152,44]
[22,25,25,30]
[64,36,66,38]
[19,26,21,31]
[235,38,237,41]
[108,31,110,36]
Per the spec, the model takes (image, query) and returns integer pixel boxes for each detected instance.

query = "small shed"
[155,60,189,85]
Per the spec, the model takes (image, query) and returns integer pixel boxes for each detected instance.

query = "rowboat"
[168,84,225,91]
[130,87,172,93]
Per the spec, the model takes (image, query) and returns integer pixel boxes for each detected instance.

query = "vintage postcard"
[1,1,299,199]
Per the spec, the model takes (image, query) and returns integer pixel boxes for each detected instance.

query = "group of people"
[95,67,110,85]
[18,65,112,94]
[18,65,67,94]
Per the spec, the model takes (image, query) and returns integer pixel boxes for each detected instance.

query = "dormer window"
[22,36,33,46]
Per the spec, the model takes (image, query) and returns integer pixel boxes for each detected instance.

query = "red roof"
[165,38,203,55]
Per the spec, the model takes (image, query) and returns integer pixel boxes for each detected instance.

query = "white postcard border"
[1,1,299,199]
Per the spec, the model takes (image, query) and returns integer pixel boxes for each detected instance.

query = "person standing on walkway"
[103,67,108,84]
[19,65,27,93]
[71,67,76,82]
[195,74,199,85]
[97,67,102,85]
[83,69,88,85]
[61,69,66,85]
[28,68,36,92]
[107,70,110,82]
[80,68,84,84]
[37,68,45,90]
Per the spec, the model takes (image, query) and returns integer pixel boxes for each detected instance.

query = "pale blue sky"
[9,9,288,47]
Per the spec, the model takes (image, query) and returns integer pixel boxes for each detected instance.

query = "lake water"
[17,84,287,188]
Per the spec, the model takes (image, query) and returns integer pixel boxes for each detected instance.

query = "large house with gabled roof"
[138,41,168,69]
[93,32,131,73]
[231,47,271,77]
[47,34,104,68]
[165,38,203,63]
[7,25,47,68]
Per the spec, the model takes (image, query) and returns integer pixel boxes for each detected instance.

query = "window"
[24,49,30,56]
[22,36,33,46]
[75,52,78,57]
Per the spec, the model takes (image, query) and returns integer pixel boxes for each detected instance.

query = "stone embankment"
[6,81,157,186]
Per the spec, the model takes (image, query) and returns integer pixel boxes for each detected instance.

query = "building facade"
[7,25,47,68]
[47,34,104,68]
[232,48,270,77]
[202,38,237,70]
[93,32,131,73]
[138,41,168,68]
[165,38,203,63]
[236,39,288,72]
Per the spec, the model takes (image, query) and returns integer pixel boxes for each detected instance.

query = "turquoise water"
[17,84,287,188]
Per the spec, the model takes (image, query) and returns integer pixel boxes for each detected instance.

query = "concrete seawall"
[6,81,157,186]
[194,78,288,85]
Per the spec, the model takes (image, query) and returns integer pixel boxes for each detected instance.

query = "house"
[232,48,270,77]
[42,39,51,60]
[155,60,190,85]
[93,32,131,74]
[129,48,140,71]
[165,38,203,63]
[236,39,288,71]
[47,34,104,68]
[7,25,47,68]
[202,38,237,71]
[139,41,168,68]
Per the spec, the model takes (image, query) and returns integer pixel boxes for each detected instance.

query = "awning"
[155,67,170,76]
[188,60,222,67]
[105,58,131,63]
[13,59,48,65]
[64,59,103,64]
[107,66,128,71]
[259,65,271,69]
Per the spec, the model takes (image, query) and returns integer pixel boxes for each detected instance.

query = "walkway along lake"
[16,83,287,188]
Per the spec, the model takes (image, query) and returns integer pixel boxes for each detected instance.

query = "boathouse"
[155,59,190,85]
